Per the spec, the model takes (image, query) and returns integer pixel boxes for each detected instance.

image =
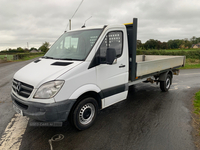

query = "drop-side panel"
[136,55,185,77]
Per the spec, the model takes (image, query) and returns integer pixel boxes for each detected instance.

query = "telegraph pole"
[68,0,84,30]
[69,19,71,30]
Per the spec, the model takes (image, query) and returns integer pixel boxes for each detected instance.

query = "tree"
[38,42,51,53]
[190,36,197,44]
[137,40,143,49]
[17,47,24,52]
[161,42,168,49]
[144,39,162,50]
[167,39,182,49]
[30,47,38,51]
[144,39,156,50]
[183,38,192,48]
[196,37,200,44]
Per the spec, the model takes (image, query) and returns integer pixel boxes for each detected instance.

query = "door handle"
[119,64,125,68]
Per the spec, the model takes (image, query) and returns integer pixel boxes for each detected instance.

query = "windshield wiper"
[59,58,83,61]
[42,57,83,61]
[42,56,56,59]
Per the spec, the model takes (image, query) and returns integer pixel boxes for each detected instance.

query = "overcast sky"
[1,0,200,51]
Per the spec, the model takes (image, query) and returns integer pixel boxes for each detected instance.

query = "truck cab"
[12,24,131,130]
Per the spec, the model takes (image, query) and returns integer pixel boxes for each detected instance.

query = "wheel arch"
[159,70,173,81]
[75,91,102,109]
[68,91,102,127]
[68,84,102,121]
[69,84,101,100]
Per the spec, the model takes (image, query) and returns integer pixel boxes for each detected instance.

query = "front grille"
[12,79,34,98]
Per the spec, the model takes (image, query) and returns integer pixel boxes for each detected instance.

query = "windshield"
[44,29,102,61]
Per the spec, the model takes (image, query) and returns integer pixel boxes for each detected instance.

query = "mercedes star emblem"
[16,82,22,94]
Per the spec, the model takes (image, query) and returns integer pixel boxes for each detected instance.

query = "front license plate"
[13,104,23,116]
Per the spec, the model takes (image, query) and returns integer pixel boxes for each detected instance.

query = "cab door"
[96,29,128,108]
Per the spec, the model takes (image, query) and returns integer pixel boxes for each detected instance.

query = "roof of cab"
[67,25,105,32]
[67,24,126,32]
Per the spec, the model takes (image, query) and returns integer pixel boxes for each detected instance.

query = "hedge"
[137,50,200,59]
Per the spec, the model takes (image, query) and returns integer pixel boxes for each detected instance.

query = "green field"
[0,55,13,61]
[139,48,200,52]
[161,49,199,52]
[14,53,44,61]
[0,53,45,62]
[137,49,200,55]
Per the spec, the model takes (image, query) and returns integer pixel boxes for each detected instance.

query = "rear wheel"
[160,74,172,92]
[72,97,98,130]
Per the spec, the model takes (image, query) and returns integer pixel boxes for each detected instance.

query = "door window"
[98,31,123,63]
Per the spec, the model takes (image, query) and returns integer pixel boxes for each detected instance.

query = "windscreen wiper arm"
[59,58,83,61]
[42,56,56,59]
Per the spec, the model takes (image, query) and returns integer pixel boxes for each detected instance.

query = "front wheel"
[72,97,98,130]
[160,74,172,92]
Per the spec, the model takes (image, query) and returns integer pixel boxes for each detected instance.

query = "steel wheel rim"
[79,103,95,125]
[166,78,170,89]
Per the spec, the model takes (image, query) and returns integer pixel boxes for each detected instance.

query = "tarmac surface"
[0,60,200,150]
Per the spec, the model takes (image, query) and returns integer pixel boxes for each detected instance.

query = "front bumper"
[11,93,76,122]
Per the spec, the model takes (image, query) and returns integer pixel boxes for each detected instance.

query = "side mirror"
[106,48,117,65]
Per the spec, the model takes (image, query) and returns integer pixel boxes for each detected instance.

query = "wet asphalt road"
[0,60,36,137]
[0,61,200,150]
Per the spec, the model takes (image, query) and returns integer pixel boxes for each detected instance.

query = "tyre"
[160,74,172,92]
[71,97,98,130]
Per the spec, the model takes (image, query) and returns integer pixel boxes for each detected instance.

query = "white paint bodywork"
[14,59,83,88]
[95,25,128,108]
[104,91,128,108]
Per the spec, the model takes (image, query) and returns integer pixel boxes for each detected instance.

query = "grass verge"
[181,64,200,69]
[180,58,200,69]
[193,91,200,148]
[194,91,200,137]
[194,91,200,115]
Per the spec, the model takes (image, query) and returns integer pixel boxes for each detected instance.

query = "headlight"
[34,80,64,99]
